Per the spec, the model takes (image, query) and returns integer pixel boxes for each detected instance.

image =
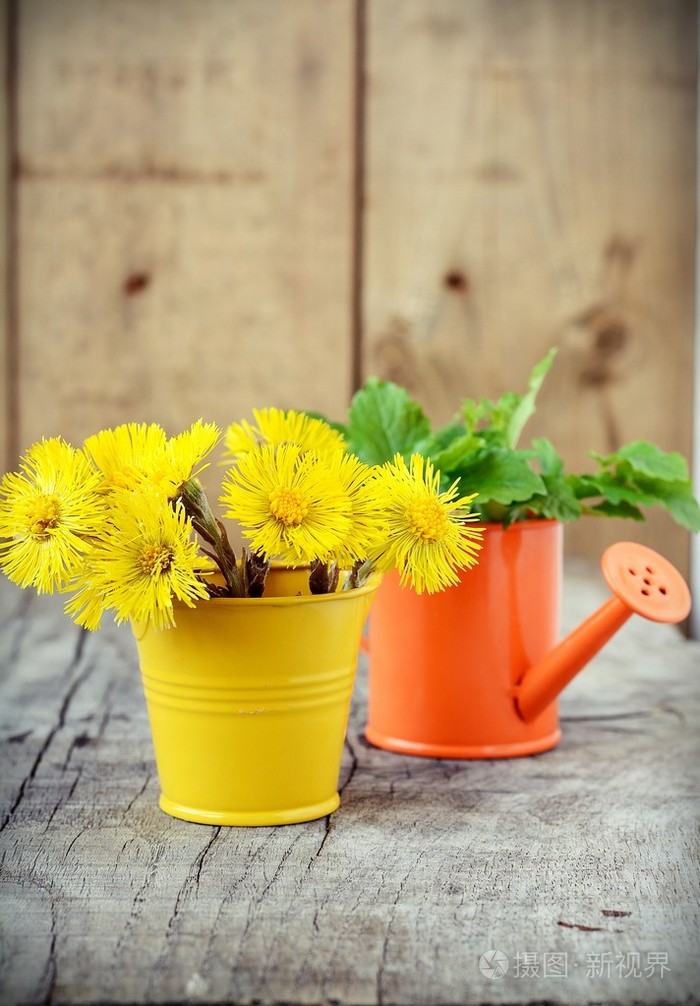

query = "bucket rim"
[174,570,382,610]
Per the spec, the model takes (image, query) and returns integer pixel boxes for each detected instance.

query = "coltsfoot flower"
[0,438,105,593]
[83,422,168,492]
[220,443,351,565]
[66,491,210,630]
[371,454,483,593]
[84,420,221,500]
[224,407,346,460]
[1,412,485,629]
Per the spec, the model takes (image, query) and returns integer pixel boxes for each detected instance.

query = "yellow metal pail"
[132,575,379,826]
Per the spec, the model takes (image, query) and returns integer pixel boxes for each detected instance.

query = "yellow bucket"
[132,574,379,826]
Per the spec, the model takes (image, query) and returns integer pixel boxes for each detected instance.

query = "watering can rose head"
[0,411,483,631]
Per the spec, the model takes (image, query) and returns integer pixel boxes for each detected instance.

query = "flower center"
[406,498,448,542]
[28,496,61,537]
[269,487,309,527]
[139,543,174,577]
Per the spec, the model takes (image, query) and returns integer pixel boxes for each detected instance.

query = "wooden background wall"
[1,0,697,576]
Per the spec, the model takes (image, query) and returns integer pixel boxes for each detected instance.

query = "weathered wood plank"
[0,0,11,473]
[13,0,356,495]
[0,558,698,1005]
[362,0,697,577]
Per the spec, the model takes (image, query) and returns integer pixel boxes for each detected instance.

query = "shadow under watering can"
[363,520,691,759]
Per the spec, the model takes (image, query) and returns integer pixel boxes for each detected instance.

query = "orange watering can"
[364,521,691,759]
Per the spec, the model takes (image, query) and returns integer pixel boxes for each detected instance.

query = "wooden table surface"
[1,558,698,1006]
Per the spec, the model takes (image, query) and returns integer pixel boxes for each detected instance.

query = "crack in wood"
[42,768,82,832]
[1,589,35,667]
[310,814,332,865]
[143,826,224,992]
[163,827,222,937]
[561,710,651,722]
[256,834,300,903]
[121,772,152,818]
[558,919,605,931]
[656,702,687,725]
[62,826,89,863]
[111,842,168,972]
[376,853,424,1005]
[198,841,266,974]
[16,160,265,185]
[61,680,118,771]
[0,629,91,833]
[38,890,58,1006]
[339,734,360,797]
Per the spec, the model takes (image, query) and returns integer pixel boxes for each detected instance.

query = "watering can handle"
[516,542,691,723]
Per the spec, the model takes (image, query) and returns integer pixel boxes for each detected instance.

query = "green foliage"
[325,349,700,532]
[339,378,431,467]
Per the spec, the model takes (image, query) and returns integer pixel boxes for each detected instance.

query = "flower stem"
[180,478,246,596]
[346,558,373,590]
[243,549,271,598]
[309,559,340,594]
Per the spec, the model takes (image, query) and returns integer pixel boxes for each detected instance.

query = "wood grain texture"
[0,0,10,472]
[362,0,697,576]
[1,561,699,1005]
[14,0,356,484]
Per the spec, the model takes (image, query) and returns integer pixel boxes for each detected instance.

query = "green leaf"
[429,432,486,478]
[588,500,646,521]
[531,437,564,477]
[631,475,700,532]
[518,439,579,521]
[528,480,582,522]
[412,422,467,459]
[459,348,557,450]
[569,463,700,532]
[450,448,546,506]
[570,470,659,508]
[593,441,689,483]
[344,378,431,466]
[660,484,700,532]
[505,347,558,448]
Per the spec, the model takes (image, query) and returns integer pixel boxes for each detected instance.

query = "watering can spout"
[515,542,691,723]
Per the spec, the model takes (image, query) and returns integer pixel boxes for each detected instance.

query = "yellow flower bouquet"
[0,409,484,631]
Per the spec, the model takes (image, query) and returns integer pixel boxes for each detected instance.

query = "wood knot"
[123,271,151,296]
[443,270,469,293]
[574,304,629,387]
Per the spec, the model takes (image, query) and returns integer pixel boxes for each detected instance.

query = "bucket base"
[364,726,562,760]
[159,792,340,827]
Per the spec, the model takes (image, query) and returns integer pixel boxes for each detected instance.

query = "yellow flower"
[83,423,168,492]
[322,451,386,567]
[371,454,483,593]
[223,408,346,460]
[162,420,221,497]
[84,420,221,500]
[0,438,105,593]
[220,443,351,564]
[65,492,209,631]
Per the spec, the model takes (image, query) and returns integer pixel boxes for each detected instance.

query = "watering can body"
[365,520,564,758]
[364,520,691,759]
